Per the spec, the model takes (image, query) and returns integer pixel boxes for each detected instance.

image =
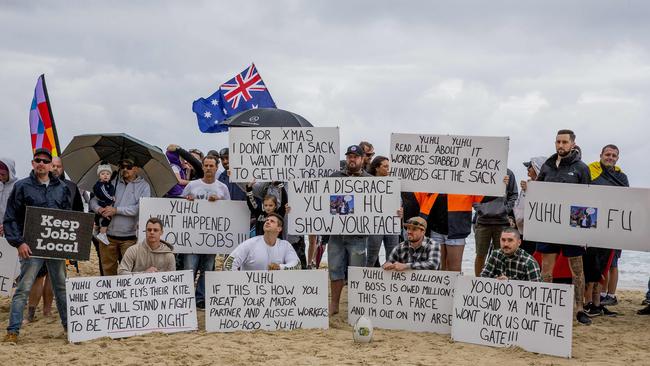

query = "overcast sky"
[1,1,649,186]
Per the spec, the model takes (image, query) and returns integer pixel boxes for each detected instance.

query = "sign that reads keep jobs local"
[523,182,650,251]
[287,177,401,235]
[390,133,509,196]
[138,198,250,255]
[229,127,340,182]
[24,207,94,261]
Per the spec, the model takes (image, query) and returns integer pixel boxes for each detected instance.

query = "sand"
[1,252,649,366]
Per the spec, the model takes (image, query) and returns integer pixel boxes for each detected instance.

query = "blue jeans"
[328,235,367,281]
[7,258,67,334]
[183,254,215,304]
[366,235,399,267]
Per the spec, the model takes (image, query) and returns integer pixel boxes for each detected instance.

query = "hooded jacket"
[537,150,591,185]
[0,157,18,221]
[3,171,71,247]
[89,174,151,237]
[474,169,518,225]
[588,161,629,187]
[513,156,546,233]
[117,239,175,275]
[165,147,203,197]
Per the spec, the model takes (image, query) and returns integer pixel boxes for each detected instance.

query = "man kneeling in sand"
[383,217,441,271]
[118,217,175,275]
[480,228,541,281]
[226,213,300,271]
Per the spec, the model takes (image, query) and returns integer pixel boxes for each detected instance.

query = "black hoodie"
[537,150,591,185]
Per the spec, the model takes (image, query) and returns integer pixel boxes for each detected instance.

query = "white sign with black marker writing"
[0,237,19,296]
[229,127,340,182]
[138,198,250,254]
[390,133,509,196]
[347,267,459,333]
[287,177,401,235]
[66,270,197,343]
[205,270,329,332]
[452,276,573,358]
[524,182,650,251]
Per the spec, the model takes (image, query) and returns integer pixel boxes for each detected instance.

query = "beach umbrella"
[60,133,177,197]
[224,108,313,128]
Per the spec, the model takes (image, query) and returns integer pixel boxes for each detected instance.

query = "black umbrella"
[60,133,177,197]
[224,108,313,128]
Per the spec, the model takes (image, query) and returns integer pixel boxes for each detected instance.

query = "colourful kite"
[29,74,61,156]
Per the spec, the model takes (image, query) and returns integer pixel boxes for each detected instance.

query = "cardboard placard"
[66,270,197,342]
[138,198,250,254]
[390,133,509,196]
[229,127,340,182]
[205,270,329,332]
[347,267,459,333]
[23,207,94,260]
[287,177,401,235]
[0,237,19,296]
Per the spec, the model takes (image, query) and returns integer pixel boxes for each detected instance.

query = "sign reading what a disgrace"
[229,127,340,182]
[524,182,650,251]
[347,267,459,334]
[138,198,250,255]
[390,133,509,196]
[66,270,197,343]
[0,237,19,296]
[23,207,94,260]
[452,276,573,358]
[205,270,328,332]
[287,177,401,235]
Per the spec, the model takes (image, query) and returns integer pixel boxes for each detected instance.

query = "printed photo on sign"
[569,206,597,229]
[330,195,354,215]
[23,207,94,261]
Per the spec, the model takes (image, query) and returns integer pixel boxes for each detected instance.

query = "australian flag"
[192,63,276,133]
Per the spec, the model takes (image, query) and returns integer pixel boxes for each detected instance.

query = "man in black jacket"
[536,129,592,325]
[3,148,71,342]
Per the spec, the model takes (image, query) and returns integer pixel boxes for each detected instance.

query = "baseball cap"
[404,217,427,231]
[33,148,53,160]
[219,148,229,157]
[345,145,363,157]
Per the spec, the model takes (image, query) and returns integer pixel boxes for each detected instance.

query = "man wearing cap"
[89,155,151,276]
[217,148,247,201]
[383,217,441,271]
[3,148,71,342]
[480,227,541,281]
[328,145,373,314]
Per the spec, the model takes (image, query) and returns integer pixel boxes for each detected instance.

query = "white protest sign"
[390,133,509,196]
[66,270,197,343]
[0,237,19,296]
[205,270,328,332]
[452,276,573,358]
[287,177,401,235]
[229,127,340,182]
[138,198,250,254]
[347,267,459,333]
[524,182,650,251]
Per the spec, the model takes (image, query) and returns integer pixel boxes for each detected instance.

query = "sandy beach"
[1,252,648,366]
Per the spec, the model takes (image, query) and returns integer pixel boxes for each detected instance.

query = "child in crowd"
[93,163,115,245]
[246,181,287,236]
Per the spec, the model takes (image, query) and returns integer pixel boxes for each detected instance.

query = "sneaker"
[599,305,618,317]
[637,305,650,315]
[576,311,592,325]
[584,303,602,317]
[2,333,18,343]
[601,295,618,306]
[196,300,205,310]
[96,232,110,245]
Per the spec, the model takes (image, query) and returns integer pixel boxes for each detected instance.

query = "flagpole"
[40,74,62,157]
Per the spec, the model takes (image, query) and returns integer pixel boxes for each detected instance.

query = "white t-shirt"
[182,179,230,200]
[229,235,300,271]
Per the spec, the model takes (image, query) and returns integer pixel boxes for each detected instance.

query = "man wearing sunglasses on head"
[89,155,151,276]
[3,148,71,343]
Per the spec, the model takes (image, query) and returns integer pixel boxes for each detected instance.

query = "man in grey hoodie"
[89,156,151,275]
[118,217,175,275]
[0,157,18,237]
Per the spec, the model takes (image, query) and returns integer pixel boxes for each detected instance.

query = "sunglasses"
[33,158,51,164]
[121,164,135,170]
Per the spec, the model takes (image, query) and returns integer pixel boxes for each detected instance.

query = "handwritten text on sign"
[66,270,197,343]
[524,182,650,251]
[205,270,328,332]
[347,267,459,333]
[287,177,401,235]
[451,276,573,358]
[229,127,340,182]
[138,198,250,254]
[390,133,509,196]
[0,237,19,296]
